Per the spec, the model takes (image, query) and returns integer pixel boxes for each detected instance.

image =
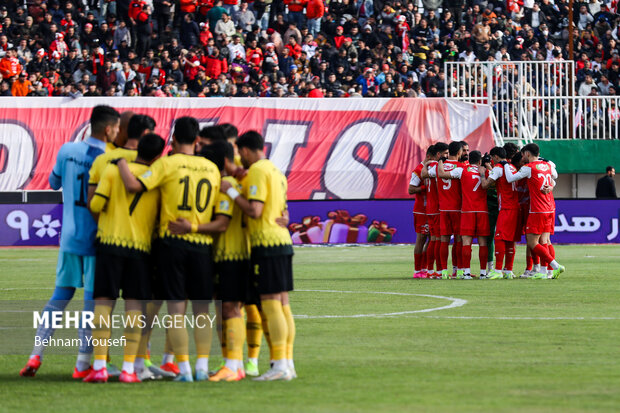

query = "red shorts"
[519,205,529,235]
[526,212,555,235]
[440,211,461,236]
[460,212,490,237]
[427,214,440,236]
[413,212,429,234]
[495,209,522,242]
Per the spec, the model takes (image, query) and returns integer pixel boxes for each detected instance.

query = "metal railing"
[445,60,577,142]
[521,95,620,140]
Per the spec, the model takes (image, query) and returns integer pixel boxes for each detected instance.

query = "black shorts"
[155,239,214,301]
[94,248,151,300]
[251,254,294,295]
[215,259,251,302]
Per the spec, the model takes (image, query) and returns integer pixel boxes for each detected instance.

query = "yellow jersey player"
[88,114,156,205]
[169,141,250,382]
[85,133,165,383]
[220,130,296,381]
[117,117,221,383]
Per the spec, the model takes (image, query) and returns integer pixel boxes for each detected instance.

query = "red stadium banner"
[0,97,493,199]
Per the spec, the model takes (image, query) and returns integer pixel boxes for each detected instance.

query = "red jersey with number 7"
[450,164,488,212]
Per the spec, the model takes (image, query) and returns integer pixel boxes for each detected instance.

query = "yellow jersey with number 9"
[244,159,292,255]
[138,153,221,247]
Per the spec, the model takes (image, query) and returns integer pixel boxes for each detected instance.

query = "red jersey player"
[481,146,520,279]
[503,143,565,279]
[438,150,489,279]
[421,142,449,279]
[427,141,464,279]
[409,148,431,278]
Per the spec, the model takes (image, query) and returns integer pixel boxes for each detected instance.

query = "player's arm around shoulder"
[481,165,499,189]
[89,163,115,214]
[221,166,264,219]
[117,157,155,193]
[504,162,529,183]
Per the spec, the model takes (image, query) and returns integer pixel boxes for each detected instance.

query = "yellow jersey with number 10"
[138,153,221,247]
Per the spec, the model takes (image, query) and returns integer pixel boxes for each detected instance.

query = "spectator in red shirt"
[204,47,228,79]
[306,0,324,37]
[285,37,302,59]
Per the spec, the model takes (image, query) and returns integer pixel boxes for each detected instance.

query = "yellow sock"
[282,304,295,361]
[194,312,213,360]
[136,302,159,359]
[216,306,226,358]
[93,304,113,362]
[164,328,173,354]
[123,310,142,364]
[245,304,262,359]
[168,315,189,363]
[260,300,288,360]
[225,316,246,362]
[260,309,274,360]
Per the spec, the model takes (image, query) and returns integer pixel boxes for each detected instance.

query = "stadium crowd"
[0,0,618,97]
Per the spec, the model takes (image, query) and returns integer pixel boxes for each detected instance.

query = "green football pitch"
[1,245,619,412]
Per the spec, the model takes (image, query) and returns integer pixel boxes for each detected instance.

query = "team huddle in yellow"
[21,106,296,383]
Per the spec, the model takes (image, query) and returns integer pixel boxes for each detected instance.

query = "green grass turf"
[1,245,620,412]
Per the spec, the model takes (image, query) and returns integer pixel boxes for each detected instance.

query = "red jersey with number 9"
[438,160,462,211]
[527,161,555,213]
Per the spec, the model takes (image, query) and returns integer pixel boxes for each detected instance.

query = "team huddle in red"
[408,141,566,280]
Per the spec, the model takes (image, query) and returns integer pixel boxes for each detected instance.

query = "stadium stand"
[0,0,617,97]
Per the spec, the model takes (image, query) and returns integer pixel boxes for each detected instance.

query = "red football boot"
[83,368,109,383]
[20,356,41,377]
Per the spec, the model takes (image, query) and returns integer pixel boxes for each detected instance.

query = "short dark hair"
[521,143,540,157]
[460,141,469,148]
[607,166,615,173]
[236,130,264,151]
[137,133,165,162]
[90,105,120,135]
[173,116,199,144]
[448,141,462,156]
[127,114,156,140]
[433,142,449,154]
[199,141,227,171]
[489,146,507,159]
[511,152,523,167]
[426,144,435,156]
[198,125,226,141]
[503,142,519,158]
[469,150,482,164]
[220,123,238,140]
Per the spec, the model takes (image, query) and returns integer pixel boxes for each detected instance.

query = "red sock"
[426,240,435,272]
[505,241,515,271]
[414,253,422,272]
[451,241,458,269]
[546,243,555,270]
[479,245,489,272]
[421,248,427,270]
[454,241,462,268]
[462,244,472,269]
[435,240,442,271]
[494,239,505,271]
[440,241,450,271]
[533,250,540,265]
[533,244,553,266]
[526,253,533,271]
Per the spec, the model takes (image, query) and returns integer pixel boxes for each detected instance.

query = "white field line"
[294,289,467,319]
